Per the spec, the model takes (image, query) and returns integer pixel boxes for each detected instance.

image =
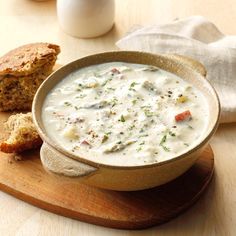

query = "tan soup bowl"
[32,51,220,191]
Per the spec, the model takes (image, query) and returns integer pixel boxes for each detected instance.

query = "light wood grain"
[0,135,214,229]
[0,0,236,235]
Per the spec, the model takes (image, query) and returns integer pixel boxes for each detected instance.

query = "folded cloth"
[116,16,236,123]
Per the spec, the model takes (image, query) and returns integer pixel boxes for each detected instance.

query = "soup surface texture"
[42,62,209,166]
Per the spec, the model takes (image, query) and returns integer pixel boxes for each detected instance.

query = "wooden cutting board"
[0,110,214,230]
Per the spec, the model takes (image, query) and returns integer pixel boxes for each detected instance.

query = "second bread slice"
[0,112,42,153]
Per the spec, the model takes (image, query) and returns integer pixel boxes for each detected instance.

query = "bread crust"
[0,137,42,153]
[0,43,60,77]
[0,43,60,111]
[0,61,55,111]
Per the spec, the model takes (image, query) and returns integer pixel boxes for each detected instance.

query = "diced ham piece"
[81,140,91,146]
[111,68,121,74]
[175,110,192,122]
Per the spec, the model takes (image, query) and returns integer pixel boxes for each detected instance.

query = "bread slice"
[0,61,56,111]
[0,43,60,77]
[0,43,60,111]
[0,112,42,153]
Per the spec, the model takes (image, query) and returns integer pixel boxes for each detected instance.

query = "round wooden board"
[0,145,214,230]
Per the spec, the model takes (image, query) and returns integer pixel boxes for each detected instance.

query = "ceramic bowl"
[32,51,220,191]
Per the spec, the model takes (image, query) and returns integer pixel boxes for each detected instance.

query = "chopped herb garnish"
[129,88,136,92]
[160,134,167,145]
[139,128,144,133]
[144,109,154,117]
[109,97,118,107]
[102,134,109,143]
[136,146,142,152]
[132,99,137,105]
[129,82,139,91]
[168,131,176,137]
[184,143,189,147]
[106,87,115,91]
[188,125,194,129]
[79,94,87,98]
[120,115,125,122]
[141,105,152,109]
[129,124,135,131]
[130,82,139,87]
[138,134,149,138]
[159,134,170,152]
[162,146,170,152]
[64,101,72,106]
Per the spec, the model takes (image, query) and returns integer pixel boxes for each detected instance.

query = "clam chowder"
[42,62,209,166]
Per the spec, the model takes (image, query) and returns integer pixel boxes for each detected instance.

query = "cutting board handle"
[40,142,97,177]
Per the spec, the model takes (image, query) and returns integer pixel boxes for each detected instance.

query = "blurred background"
[0,0,235,65]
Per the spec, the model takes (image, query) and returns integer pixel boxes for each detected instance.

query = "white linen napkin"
[116,16,236,123]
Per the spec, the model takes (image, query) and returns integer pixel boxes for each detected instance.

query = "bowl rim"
[32,51,221,170]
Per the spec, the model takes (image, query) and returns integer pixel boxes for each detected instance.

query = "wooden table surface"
[0,0,236,235]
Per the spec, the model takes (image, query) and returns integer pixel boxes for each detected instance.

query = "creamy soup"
[42,62,209,166]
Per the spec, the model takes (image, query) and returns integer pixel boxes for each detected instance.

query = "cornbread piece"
[0,113,42,153]
[0,43,60,76]
[0,43,60,111]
